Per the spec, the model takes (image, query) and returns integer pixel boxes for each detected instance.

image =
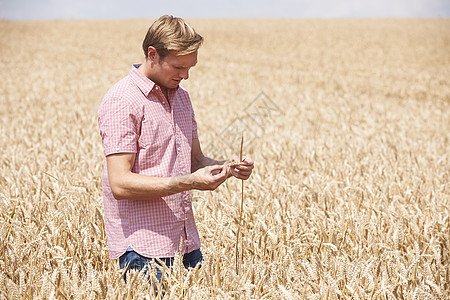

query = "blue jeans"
[119,248,203,283]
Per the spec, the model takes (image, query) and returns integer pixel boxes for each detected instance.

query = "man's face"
[153,50,198,90]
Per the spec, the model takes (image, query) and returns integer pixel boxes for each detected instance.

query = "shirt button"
[155,86,159,90]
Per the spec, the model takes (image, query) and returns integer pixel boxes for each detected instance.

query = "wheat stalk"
[235,134,244,275]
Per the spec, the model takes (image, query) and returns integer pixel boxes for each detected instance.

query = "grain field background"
[0,19,449,298]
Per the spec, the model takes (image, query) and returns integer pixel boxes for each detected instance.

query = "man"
[97,15,254,282]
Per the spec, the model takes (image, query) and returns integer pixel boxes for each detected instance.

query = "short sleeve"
[98,95,142,156]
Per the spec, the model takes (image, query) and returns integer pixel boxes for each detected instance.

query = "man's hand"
[190,164,229,190]
[227,156,254,180]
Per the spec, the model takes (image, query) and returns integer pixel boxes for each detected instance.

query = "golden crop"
[0,19,449,298]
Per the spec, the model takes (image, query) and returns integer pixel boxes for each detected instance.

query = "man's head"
[143,15,203,60]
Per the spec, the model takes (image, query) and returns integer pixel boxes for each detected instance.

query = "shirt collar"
[129,64,156,97]
[129,64,179,97]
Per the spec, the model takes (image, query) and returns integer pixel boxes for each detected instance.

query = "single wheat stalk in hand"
[235,134,244,275]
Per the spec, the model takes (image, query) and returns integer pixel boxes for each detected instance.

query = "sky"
[1,0,449,20]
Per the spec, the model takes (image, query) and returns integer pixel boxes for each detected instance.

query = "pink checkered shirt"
[98,64,201,259]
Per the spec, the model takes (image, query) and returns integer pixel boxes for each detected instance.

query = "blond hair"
[142,15,203,59]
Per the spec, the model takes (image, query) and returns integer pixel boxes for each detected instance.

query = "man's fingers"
[209,165,228,181]
[225,156,254,181]
[210,165,225,174]
[229,157,253,180]
[241,156,254,165]
[233,164,254,173]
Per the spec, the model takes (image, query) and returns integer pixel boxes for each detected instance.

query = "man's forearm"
[110,172,194,201]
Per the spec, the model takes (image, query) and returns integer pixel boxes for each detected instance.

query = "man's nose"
[180,69,189,80]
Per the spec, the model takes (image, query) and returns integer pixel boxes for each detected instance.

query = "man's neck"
[137,61,151,79]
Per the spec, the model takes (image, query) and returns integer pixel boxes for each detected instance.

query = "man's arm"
[107,152,228,200]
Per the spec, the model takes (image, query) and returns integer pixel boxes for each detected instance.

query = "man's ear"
[147,46,158,62]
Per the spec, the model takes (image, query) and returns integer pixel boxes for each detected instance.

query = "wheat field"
[0,18,449,299]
